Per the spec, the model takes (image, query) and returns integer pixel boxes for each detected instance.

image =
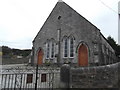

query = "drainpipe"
[57,16,62,66]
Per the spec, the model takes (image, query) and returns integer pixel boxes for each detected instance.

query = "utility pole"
[118,2,120,45]
[35,57,39,90]
[35,64,38,90]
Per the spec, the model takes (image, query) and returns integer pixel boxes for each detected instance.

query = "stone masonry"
[32,0,116,66]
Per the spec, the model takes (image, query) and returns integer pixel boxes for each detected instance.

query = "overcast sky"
[0,0,119,49]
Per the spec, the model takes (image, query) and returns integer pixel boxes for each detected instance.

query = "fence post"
[60,64,70,89]
[35,64,38,90]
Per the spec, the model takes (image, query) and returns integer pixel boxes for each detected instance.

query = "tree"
[2,46,31,58]
[2,46,12,58]
[116,44,120,57]
[107,36,116,50]
[107,36,120,58]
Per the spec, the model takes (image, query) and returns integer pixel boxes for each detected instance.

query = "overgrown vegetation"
[2,46,31,58]
[107,36,120,58]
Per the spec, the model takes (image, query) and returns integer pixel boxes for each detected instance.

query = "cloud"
[0,0,119,48]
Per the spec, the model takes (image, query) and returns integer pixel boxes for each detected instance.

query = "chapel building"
[31,0,116,67]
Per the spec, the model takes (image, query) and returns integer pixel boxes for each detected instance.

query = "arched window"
[63,36,75,58]
[102,44,104,53]
[63,38,68,58]
[64,38,68,57]
[94,55,99,64]
[51,42,55,58]
[46,40,55,59]
[94,43,98,52]
[69,37,74,57]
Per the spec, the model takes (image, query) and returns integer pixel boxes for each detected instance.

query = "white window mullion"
[69,37,74,58]
[46,42,50,59]
[45,43,47,59]
[54,43,55,58]
[63,39,65,57]
[56,44,58,57]
[49,41,52,59]
[72,39,74,57]
[48,43,50,59]
[63,40,65,58]
[63,38,68,58]
[51,42,55,59]
[46,43,49,59]
[68,38,70,58]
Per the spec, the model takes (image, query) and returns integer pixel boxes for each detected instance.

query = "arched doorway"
[78,44,88,66]
[37,49,43,65]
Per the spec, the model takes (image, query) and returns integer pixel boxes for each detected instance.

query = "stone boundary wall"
[69,62,120,88]
[59,62,120,88]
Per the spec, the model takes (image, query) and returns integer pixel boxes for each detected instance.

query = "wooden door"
[78,44,88,66]
[38,49,43,65]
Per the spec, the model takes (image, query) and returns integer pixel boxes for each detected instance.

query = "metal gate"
[1,65,60,89]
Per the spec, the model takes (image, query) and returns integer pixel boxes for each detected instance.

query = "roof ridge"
[58,0,63,2]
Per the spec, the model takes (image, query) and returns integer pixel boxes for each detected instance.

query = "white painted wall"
[1,65,60,89]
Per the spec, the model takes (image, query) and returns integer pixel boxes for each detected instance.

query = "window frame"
[26,74,33,84]
[94,55,99,63]
[46,40,55,59]
[63,36,75,58]
[41,74,47,82]
[94,43,98,52]
[63,38,68,58]
[69,37,74,58]
[102,44,104,53]
[46,42,50,59]
[50,42,55,59]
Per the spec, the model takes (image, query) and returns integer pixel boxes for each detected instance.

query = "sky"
[0,0,119,49]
